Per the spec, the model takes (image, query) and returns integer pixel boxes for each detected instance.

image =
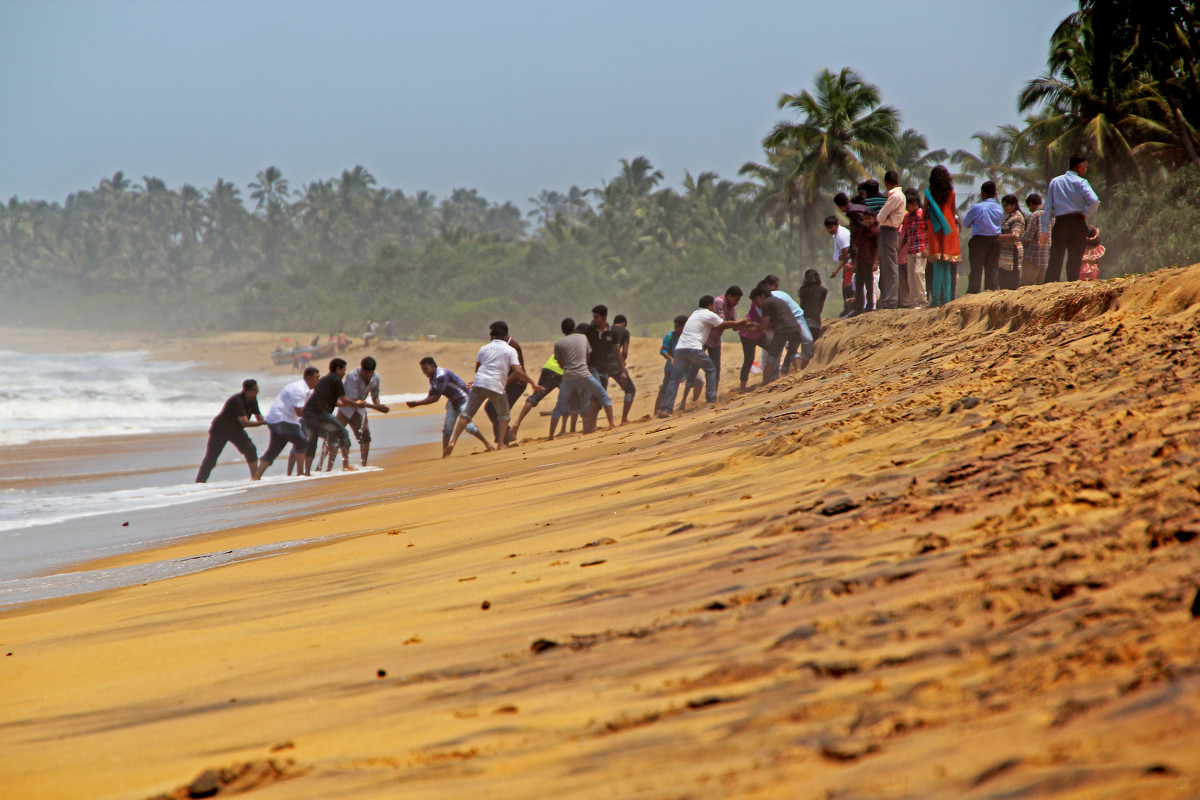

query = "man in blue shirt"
[406,357,492,452]
[1043,154,1100,283]
[962,181,1004,294]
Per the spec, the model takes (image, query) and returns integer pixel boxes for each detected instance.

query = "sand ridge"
[2,268,1200,799]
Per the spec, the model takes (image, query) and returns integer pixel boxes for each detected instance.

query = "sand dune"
[2,268,1200,799]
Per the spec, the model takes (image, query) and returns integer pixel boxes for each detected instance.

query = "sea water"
[0,350,437,606]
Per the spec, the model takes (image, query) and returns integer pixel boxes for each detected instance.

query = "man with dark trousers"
[301,358,366,475]
[962,180,1004,293]
[1043,154,1100,283]
[196,379,265,483]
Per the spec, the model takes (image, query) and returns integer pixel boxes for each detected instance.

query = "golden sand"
[3,269,1200,799]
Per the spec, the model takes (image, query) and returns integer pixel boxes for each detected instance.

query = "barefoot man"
[444,322,542,457]
[252,366,319,480]
[407,357,493,453]
[300,358,365,475]
[336,356,390,467]
[195,379,265,483]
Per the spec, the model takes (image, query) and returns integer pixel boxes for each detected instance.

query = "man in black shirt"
[301,358,366,475]
[195,379,266,483]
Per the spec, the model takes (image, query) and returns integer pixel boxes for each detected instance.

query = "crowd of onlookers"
[824,155,1103,314]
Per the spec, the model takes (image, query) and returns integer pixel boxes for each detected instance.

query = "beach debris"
[819,496,859,516]
[494,705,518,714]
[122,521,129,527]
[817,738,879,762]
[1191,588,1200,619]
[458,576,476,582]
[584,537,617,547]
[152,760,299,800]
[376,669,387,678]
[971,757,1022,787]
[481,601,491,610]
[530,638,559,654]
[269,741,294,752]
[580,560,606,567]
[949,396,982,412]
[686,695,729,709]
[913,533,950,555]
[666,523,694,536]
[186,770,221,798]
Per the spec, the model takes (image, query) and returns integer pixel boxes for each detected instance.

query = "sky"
[0,0,1077,210]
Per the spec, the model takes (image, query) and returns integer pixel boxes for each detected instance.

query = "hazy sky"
[1,0,1076,209]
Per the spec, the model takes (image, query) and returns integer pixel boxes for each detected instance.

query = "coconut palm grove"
[2,1,1199,338]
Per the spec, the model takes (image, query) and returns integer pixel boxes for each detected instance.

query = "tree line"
[2,0,1198,337]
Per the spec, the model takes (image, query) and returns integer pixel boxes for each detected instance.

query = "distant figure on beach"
[336,356,391,467]
[656,315,694,412]
[877,170,906,309]
[253,367,319,480]
[608,313,636,425]
[444,322,542,456]
[482,321,527,447]
[899,189,929,308]
[509,351,565,441]
[705,287,742,395]
[997,194,1026,290]
[301,358,365,475]
[658,295,748,416]
[1044,154,1100,283]
[195,379,266,483]
[963,181,1003,293]
[748,285,806,385]
[1079,227,1104,281]
[385,318,394,341]
[762,274,814,373]
[407,357,492,452]
[550,317,615,439]
[825,214,854,317]
[1020,194,1050,286]
[798,270,828,341]
[923,165,962,307]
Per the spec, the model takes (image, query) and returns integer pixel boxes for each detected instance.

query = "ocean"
[0,349,438,607]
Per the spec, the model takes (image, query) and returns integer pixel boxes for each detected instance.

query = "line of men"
[199,280,824,478]
[194,356,389,483]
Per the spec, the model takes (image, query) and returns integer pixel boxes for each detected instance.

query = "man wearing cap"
[196,379,266,483]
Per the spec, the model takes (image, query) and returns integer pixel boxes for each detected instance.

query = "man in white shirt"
[253,367,319,480]
[658,295,747,417]
[336,356,391,467]
[876,170,907,309]
[445,321,542,456]
[826,215,854,317]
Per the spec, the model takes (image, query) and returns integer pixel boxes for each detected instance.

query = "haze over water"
[0,349,435,605]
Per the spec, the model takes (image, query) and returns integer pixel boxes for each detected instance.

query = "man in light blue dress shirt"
[962,181,1005,293]
[1043,154,1100,283]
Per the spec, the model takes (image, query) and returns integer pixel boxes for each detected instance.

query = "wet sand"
[2,269,1200,799]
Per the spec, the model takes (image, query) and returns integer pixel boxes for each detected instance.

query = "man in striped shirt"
[407,357,492,452]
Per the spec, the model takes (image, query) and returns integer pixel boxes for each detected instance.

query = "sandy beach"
[3,269,1200,799]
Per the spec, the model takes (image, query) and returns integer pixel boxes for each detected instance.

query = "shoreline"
[3,270,1200,799]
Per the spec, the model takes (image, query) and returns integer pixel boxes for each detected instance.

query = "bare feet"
[343,463,358,472]
[443,441,456,458]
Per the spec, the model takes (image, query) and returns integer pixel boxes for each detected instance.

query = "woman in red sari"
[923,165,962,306]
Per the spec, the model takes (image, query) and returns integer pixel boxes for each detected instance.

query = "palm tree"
[763,67,900,202]
[951,128,1039,205]
[892,128,948,191]
[248,166,291,218]
[1018,11,1173,185]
